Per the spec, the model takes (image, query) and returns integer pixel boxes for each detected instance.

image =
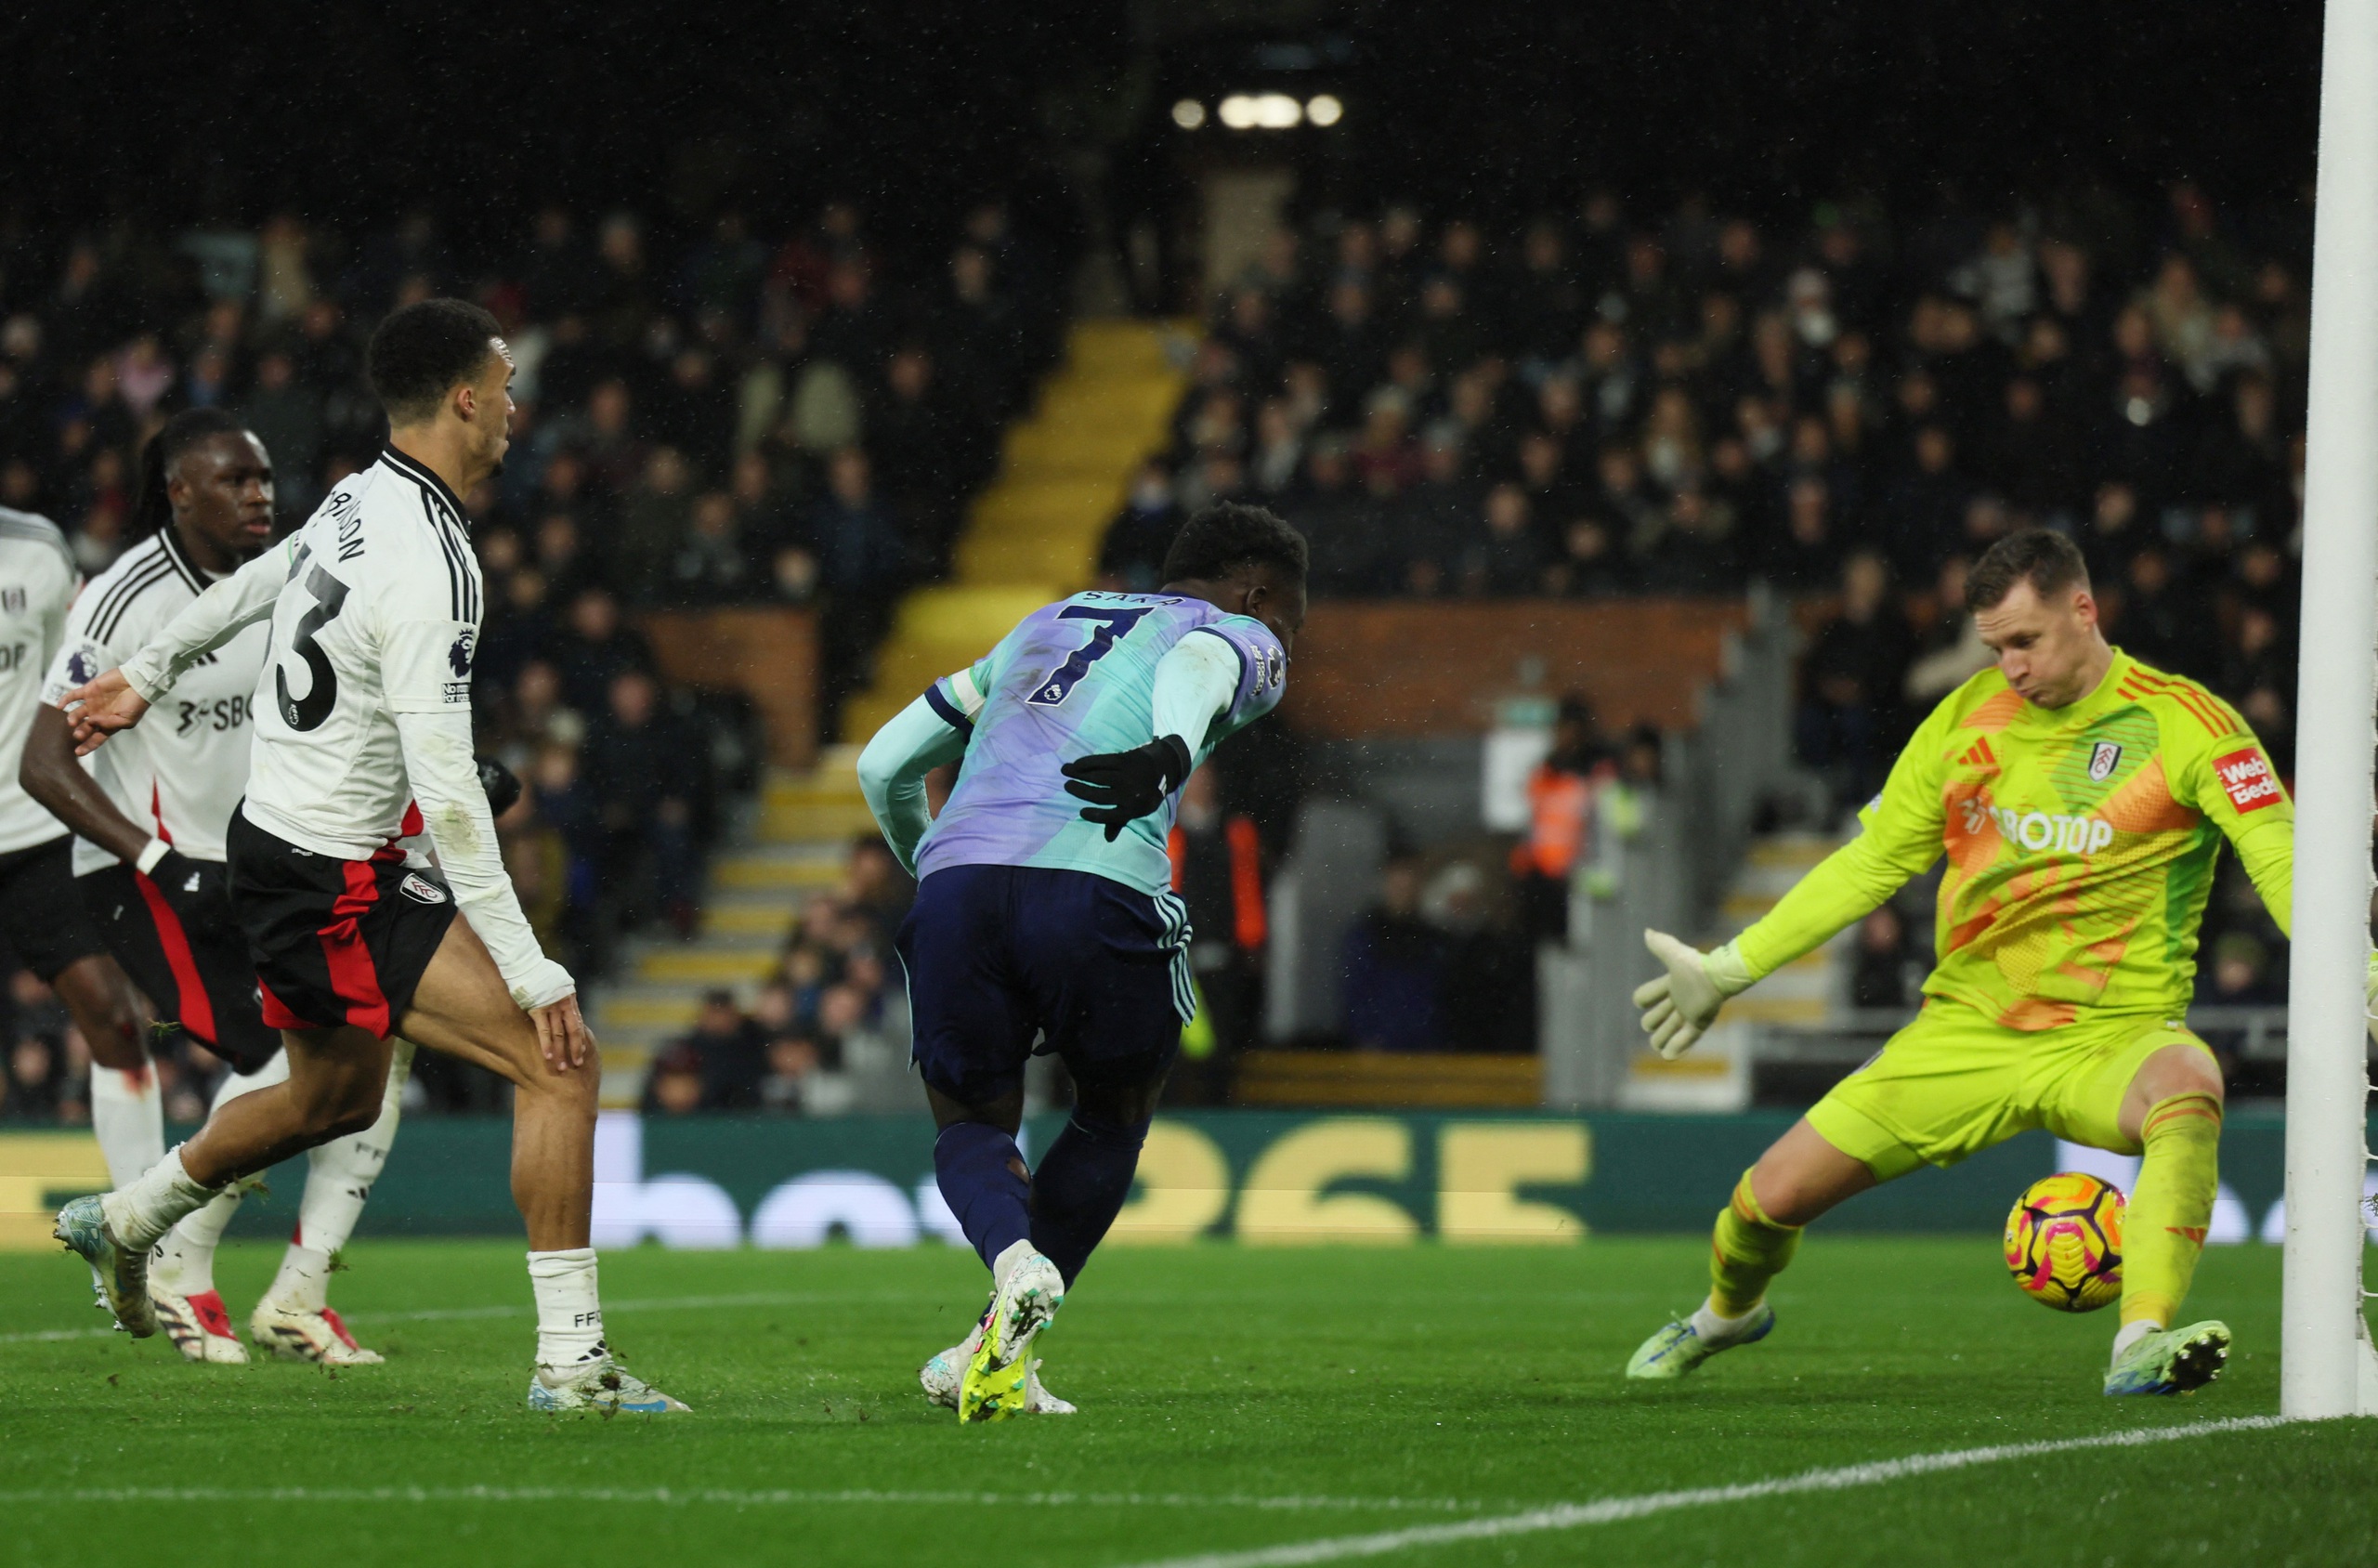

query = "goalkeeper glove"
[1632,929,1754,1060]
[1061,735,1193,842]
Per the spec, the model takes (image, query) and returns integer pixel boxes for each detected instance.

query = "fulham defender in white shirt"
[22,410,414,1367]
[57,300,683,1414]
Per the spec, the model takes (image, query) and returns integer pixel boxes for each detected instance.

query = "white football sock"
[269,1042,409,1313]
[89,1064,163,1189]
[1690,1298,1764,1343]
[2111,1318,2162,1361]
[529,1248,606,1370]
[150,1053,291,1296]
[100,1145,220,1252]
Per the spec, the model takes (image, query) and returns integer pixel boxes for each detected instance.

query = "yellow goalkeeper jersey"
[1736,648,2293,1029]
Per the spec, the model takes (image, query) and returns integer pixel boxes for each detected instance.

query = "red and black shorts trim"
[0,834,107,983]
[81,861,281,1074]
[225,811,457,1039]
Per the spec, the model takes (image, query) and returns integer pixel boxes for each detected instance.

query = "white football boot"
[250,1299,384,1365]
[529,1354,690,1414]
[921,1310,1075,1415]
[151,1282,249,1364]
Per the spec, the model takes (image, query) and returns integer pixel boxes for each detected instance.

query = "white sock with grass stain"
[529,1248,606,1371]
[100,1145,220,1252]
[150,1056,288,1295]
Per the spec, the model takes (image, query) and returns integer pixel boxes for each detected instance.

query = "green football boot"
[960,1251,1064,1422]
[1626,1301,1774,1380]
[54,1195,156,1338]
[2104,1320,2230,1396]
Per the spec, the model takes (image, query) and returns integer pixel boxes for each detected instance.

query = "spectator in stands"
[582,669,703,937]
[639,1041,708,1117]
[1797,552,1914,815]
[672,989,766,1111]
[1510,697,1610,943]
[1167,764,1267,1091]
[1339,856,1445,1052]
[6,1033,61,1122]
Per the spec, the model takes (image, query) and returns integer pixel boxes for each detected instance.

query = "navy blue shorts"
[897,864,1194,1104]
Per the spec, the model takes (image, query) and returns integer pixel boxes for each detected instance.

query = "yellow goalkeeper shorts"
[1804,997,2215,1181]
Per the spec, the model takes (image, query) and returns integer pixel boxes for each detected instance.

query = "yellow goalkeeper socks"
[2119,1091,2224,1333]
[1708,1169,1801,1318]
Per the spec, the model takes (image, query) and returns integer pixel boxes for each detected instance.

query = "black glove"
[146,848,229,917]
[1061,735,1193,842]
[477,756,523,817]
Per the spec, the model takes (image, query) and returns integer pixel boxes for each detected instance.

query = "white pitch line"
[0,1484,1486,1514]
[1116,1416,2300,1568]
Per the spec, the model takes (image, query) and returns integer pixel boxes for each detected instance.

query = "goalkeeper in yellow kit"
[1626,531,2293,1396]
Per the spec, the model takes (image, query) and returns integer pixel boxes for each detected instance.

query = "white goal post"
[2282,0,2378,1421]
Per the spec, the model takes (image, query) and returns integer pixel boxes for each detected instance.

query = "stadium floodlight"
[1306,94,1344,126]
[1253,93,1303,128]
[2282,0,2378,1421]
[1218,95,1261,130]
[1172,98,1207,130]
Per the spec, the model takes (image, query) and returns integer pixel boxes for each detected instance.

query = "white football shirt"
[0,508,81,856]
[119,446,570,1007]
[41,526,268,873]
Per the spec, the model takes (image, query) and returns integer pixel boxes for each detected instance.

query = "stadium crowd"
[1106,182,2307,1029]
[0,178,2319,1120]
[0,199,1065,1119]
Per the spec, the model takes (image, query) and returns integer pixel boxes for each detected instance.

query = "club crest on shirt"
[2087,740,2122,782]
[448,628,477,677]
[1,588,21,613]
[399,873,448,905]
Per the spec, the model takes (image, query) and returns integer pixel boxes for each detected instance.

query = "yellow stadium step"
[712,851,848,892]
[954,532,1104,588]
[596,994,706,1031]
[757,800,881,843]
[843,317,1186,742]
[890,585,1061,647]
[635,947,781,987]
[700,900,799,939]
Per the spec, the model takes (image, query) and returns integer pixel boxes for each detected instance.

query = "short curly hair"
[1160,501,1309,586]
[368,298,504,425]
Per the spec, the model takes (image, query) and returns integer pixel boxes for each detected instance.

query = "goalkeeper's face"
[1977,580,2108,710]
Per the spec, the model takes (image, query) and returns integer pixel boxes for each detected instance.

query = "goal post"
[2282,0,2378,1422]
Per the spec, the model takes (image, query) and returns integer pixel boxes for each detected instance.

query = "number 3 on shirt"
[275,562,349,731]
[1026,607,1151,707]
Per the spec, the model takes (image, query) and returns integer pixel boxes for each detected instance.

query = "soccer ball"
[2004,1171,2125,1312]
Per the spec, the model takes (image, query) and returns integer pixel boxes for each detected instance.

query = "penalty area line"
[1117,1416,2300,1568]
[0,1484,1492,1515]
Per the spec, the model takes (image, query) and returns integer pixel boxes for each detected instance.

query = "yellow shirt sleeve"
[2168,703,2293,939]
[1733,695,1955,981]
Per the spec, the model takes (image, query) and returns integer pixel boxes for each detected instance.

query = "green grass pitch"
[2,1236,2372,1567]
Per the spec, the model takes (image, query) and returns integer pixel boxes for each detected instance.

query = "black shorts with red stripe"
[81,861,281,1074]
[225,810,457,1039]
